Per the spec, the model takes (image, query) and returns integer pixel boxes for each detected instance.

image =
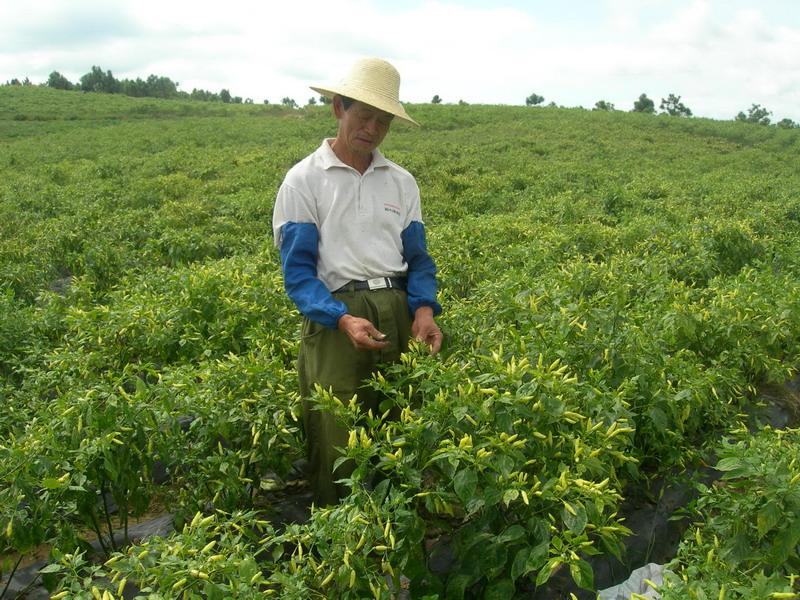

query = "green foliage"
[662,427,800,599]
[660,93,692,117]
[355,345,634,593]
[120,74,179,99]
[47,71,74,91]
[736,103,772,125]
[1,86,800,595]
[190,88,227,102]
[593,100,615,111]
[431,95,443,104]
[80,66,121,94]
[48,511,275,598]
[633,93,655,113]
[525,93,544,106]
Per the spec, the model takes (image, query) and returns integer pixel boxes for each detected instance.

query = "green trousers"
[298,287,412,506]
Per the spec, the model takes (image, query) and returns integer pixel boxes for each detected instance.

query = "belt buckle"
[366,277,389,291]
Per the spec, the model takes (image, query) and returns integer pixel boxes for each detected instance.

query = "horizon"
[2,0,799,122]
[3,74,793,127]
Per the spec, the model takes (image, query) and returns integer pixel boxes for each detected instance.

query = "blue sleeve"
[279,222,348,329]
[401,221,442,316]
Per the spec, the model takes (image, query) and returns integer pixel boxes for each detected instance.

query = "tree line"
[519,91,798,128]
[4,68,798,127]
[4,70,331,109]
[4,66,258,104]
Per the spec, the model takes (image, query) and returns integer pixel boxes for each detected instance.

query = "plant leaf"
[38,563,62,574]
[757,501,781,539]
[511,548,530,581]
[562,501,588,534]
[535,558,562,587]
[483,578,515,600]
[569,559,594,590]
[497,524,526,544]
[453,468,477,503]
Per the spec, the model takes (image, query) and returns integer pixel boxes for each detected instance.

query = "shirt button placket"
[357,173,369,219]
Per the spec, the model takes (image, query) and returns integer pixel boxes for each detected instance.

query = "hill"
[2,86,800,598]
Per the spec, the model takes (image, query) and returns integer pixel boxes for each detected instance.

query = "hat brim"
[310,85,419,127]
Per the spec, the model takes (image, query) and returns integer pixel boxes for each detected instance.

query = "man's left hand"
[411,306,443,355]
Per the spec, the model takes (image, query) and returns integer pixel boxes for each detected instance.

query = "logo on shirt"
[384,202,401,217]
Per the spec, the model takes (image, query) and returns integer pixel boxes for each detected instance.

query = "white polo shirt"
[273,139,423,292]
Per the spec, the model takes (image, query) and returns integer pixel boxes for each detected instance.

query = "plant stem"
[100,480,117,552]
[88,508,110,555]
[0,554,23,599]
[122,491,129,546]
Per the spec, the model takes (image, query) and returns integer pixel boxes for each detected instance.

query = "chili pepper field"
[2,86,800,599]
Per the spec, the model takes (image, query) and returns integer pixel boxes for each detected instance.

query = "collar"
[318,138,390,173]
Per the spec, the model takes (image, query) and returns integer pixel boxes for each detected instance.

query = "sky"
[2,0,799,122]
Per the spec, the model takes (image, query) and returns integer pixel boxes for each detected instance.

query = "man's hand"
[411,306,442,355]
[338,314,390,351]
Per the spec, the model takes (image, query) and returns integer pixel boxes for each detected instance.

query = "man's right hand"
[337,314,390,351]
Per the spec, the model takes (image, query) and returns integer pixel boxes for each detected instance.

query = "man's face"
[334,98,394,156]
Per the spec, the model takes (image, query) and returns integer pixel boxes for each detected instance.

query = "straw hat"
[311,58,419,127]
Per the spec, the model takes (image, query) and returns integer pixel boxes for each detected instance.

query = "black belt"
[334,277,407,293]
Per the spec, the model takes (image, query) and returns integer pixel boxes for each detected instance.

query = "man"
[272,57,442,506]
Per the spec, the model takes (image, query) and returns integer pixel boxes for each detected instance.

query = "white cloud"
[510,1,800,119]
[383,2,540,102]
[2,0,799,121]
[651,0,715,44]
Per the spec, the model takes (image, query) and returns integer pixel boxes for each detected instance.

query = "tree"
[632,93,655,113]
[777,118,799,129]
[525,93,544,106]
[122,77,149,97]
[80,66,120,93]
[319,95,331,105]
[47,71,73,90]
[281,97,298,109]
[431,94,442,104]
[143,74,178,98]
[593,100,615,111]
[307,97,317,106]
[659,93,692,117]
[220,89,231,103]
[735,104,772,125]
[191,88,219,102]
